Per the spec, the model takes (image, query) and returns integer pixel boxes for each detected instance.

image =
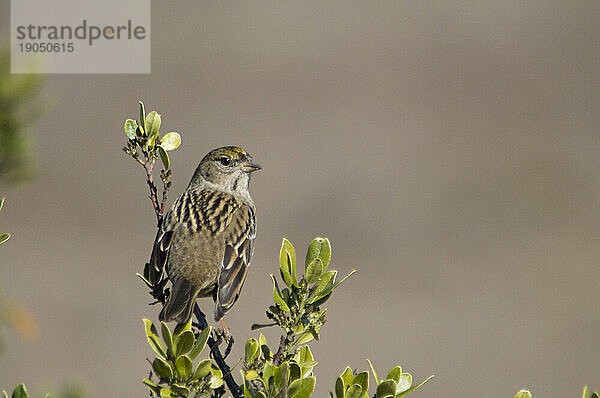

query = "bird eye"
[219,157,232,167]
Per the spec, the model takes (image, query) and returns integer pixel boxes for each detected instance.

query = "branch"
[159,169,171,221]
[123,139,167,228]
[272,333,292,365]
[143,159,162,226]
[193,305,242,398]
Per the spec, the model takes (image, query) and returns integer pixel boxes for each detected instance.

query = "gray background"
[1,1,599,397]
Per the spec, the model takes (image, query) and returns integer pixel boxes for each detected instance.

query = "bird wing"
[214,203,256,321]
[150,189,238,281]
[148,194,181,285]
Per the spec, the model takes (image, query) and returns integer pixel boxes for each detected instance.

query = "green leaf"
[143,379,162,395]
[243,380,254,398]
[305,258,323,284]
[158,146,170,169]
[160,321,174,359]
[175,330,194,357]
[174,355,192,380]
[514,391,532,398]
[159,388,175,398]
[271,274,290,312]
[294,332,313,346]
[340,367,354,389]
[192,359,212,380]
[294,346,317,377]
[245,379,267,398]
[386,366,402,384]
[189,326,211,360]
[260,335,272,360]
[0,197,5,212]
[143,319,167,359]
[171,384,190,396]
[335,377,345,398]
[272,364,284,392]
[294,331,315,346]
[353,372,369,395]
[173,320,191,337]
[294,346,317,374]
[308,270,356,304]
[209,365,224,388]
[584,387,589,398]
[145,111,161,142]
[263,363,278,389]
[11,384,28,398]
[315,271,337,295]
[281,287,291,304]
[367,359,379,384]
[124,119,138,140]
[160,132,181,151]
[280,238,298,287]
[376,380,397,398]
[306,237,331,271]
[396,373,412,394]
[152,357,173,380]
[396,375,434,398]
[309,292,332,307]
[280,362,290,388]
[245,370,259,381]
[345,384,363,398]
[0,233,10,245]
[245,338,260,363]
[288,376,316,398]
[294,345,314,363]
[138,101,147,135]
[289,363,301,382]
[243,380,251,398]
[251,322,276,330]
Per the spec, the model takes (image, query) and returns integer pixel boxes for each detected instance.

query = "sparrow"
[149,146,260,325]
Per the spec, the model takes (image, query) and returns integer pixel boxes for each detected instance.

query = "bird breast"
[166,227,224,293]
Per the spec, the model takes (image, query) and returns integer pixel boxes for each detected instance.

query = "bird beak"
[242,158,262,173]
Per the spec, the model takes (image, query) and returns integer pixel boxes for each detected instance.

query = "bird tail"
[160,278,198,324]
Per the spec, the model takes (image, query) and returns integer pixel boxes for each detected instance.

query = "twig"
[193,304,242,398]
[273,332,293,365]
[124,142,165,227]
[272,336,286,364]
[159,169,171,221]
[144,160,163,227]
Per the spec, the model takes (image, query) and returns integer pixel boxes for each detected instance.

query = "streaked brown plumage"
[149,146,260,324]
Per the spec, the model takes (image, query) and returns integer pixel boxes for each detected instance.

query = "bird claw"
[213,322,234,359]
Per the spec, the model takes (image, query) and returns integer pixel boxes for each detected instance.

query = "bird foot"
[213,319,234,359]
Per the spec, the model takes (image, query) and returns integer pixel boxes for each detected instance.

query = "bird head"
[190,146,261,194]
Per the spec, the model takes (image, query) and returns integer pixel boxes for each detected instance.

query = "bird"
[149,146,261,326]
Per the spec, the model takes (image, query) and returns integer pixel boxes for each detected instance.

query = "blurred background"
[1,1,599,396]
